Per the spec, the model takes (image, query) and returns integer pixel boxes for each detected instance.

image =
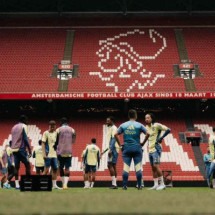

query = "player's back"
[42,130,57,158]
[57,125,75,155]
[11,123,25,150]
[58,125,75,144]
[118,120,146,148]
[34,145,44,167]
[85,144,100,166]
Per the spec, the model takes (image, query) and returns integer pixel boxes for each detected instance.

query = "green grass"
[0,187,214,214]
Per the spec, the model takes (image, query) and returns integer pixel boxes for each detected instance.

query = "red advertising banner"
[0,92,214,100]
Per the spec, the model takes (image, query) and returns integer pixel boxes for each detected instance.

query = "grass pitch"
[0,187,214,214]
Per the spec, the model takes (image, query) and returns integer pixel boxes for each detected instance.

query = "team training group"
[1,109,214,190]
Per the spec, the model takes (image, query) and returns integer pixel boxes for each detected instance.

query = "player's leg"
[51,158,61,189]
[13,152,21,189]
[63,157,72,189]
[153,151,165,190]
[122,149,132,189]
[133,148,143,189]
[58,156,65,187]
[36,167,44,175]
[107,150,116,187]
[51,168,59,189]
[88,168,93,184]
[82,163,87,188]
[153,164,165,190]
[148,152,159,190]
[205,165,210,186]
[112,164,118,187]
[4,165,14,188]
[208,162,215,188]
[1,174,7,188]
[0,171,3,188]
[84,165,90,188]
[2,167,10,189]
[90,166,96,188]
[40,167,44,175]
[136,173,144,188]
[108,163,114,183]
[88,172,92,184]
[108,162,118,188]
[85,174,90,188]
[111,150,119,188]
[19,150,31,176]
[7,165,15,183]
[83,168,88,188]
[88,172,92,186]
[42,159,50,175]
[0,175,3,188]
[36,167,40,175]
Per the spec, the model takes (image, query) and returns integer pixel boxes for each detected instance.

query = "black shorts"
[13,150,29,168]
[85,165,96,173]
[58,156,72,169]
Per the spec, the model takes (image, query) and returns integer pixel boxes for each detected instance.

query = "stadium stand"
[0,28,214,94]
[194,119,215,159]
[184,29,215,91]
[0,29,65,92]
[0,20,214,184]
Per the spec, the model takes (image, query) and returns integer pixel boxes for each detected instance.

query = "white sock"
[91,182,94,187]
[84,181,87,186]
[86,181,90,188]
[115,177,117,186]
[64,176,69,187]
[158,176,165,186]
[62,176,65,185]
[15,180,20,188]
[111,176,116,186]
[52,180,57,187]
[154,178,158,186]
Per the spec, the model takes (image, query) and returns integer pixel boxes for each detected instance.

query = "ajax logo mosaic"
[90,29,167,92]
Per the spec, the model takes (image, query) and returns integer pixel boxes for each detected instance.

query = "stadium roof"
[0,0,215,15]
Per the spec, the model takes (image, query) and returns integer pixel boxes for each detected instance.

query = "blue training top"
[117,120,147,148]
